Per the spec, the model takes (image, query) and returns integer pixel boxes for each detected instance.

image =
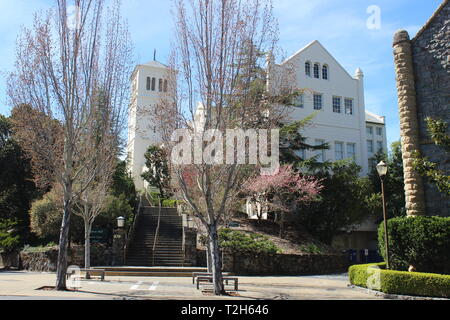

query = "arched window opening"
[314,63,320,79]
[322,65,329,80]
[305,62,311,76]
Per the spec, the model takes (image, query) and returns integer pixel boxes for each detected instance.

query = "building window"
[313,94,322,110]
[345,98,353,115]
[158,79,163,92]
[296,148,306,160]
[314,63,320,78]
[347,143,356,161]
[335,142,344,160]
[369,159,377,171]
[164,80,168,92]
[376,127,382,136]
[366,126,373,135]
[322,65,329,80]
[367,140,373,153]
[305,62,311,76]
[146,77,151,91]
[151,77,156,91]
[377,141,383,152]
[332,96,341,113]
[316,139,325,162]
[294,94,304,108]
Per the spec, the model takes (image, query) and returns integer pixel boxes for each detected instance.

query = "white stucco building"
[127,60,170,190]
[266,40,387,176]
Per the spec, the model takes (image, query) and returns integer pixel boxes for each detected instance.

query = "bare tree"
[8,0,133,290]
[156,0,290,295]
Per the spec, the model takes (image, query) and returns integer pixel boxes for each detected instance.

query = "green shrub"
[0,219,21,253]
[299,243,322,254]
[29,192,62,240]
[218,228,281,254]
[349,263,450,298]
[162,199,179,208]
[378,216,450,274]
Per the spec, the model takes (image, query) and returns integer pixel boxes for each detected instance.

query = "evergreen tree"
[141,146,171,198]
[0,115,37,248]
[368,141,406,218]
[413,118,450,195]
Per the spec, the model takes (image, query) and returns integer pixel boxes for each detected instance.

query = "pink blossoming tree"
[244,164,323,237]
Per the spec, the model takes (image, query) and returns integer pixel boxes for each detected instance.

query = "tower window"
[146,77,151,90]
[164,80,168,92]
[159,79,163,92]
[314,63,320,78]
[322,65,329,80]
[151,77,156,91]
[305,62,311,76]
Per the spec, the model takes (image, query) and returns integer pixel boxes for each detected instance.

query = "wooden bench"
[196,275,238,291]
[192,272,230,284]
[83,269,105,281]
[66,269,105,281]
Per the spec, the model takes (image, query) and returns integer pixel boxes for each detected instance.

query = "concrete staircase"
[126,207,186,267]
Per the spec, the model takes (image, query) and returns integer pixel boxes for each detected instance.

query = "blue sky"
[0,0,444,148]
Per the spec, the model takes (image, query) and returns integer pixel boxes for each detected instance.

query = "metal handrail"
[124,193,143,264]
[152,196,162,266]
[180,205,187,267]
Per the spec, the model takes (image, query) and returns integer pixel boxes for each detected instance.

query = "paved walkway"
[0,271,382,300]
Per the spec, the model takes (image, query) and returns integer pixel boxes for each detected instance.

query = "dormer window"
[313,63,320,78]
[322,65,329,80]
[305,62,311,76]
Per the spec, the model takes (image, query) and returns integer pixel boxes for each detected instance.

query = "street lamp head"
[117,216,125,228]
[377,160,388,178]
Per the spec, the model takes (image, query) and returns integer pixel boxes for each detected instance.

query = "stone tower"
[127,60,172,190]
[392,0,450,217]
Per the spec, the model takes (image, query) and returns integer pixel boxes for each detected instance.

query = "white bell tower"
[127,59,171,190]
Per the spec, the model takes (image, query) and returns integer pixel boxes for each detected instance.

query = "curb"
[348,284,450,301]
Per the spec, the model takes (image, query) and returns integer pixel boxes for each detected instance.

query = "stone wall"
[196,250,348,276]
[19,244,113,272]
[411,1,450,216]
[184,228,198,266]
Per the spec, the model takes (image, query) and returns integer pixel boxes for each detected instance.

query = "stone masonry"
[392,0,450,216]
[392,30,426,216]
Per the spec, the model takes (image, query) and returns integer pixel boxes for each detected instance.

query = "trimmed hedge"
[349,263,450,298]
[378,216,450,274]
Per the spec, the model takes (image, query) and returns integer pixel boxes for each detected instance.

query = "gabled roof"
[365,110,385,125]
[279,40,357,80]
[412,0,449,42]
[142,60,169,69]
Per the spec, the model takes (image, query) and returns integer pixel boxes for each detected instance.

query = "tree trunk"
[84,220,92,273]
[206,239,212,273]
[55,201,72,291]
[279,213,285,239]
[208,225,224,295]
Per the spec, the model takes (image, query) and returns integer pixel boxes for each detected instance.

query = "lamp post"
[376,161,390,269]
[117,216,125,228]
